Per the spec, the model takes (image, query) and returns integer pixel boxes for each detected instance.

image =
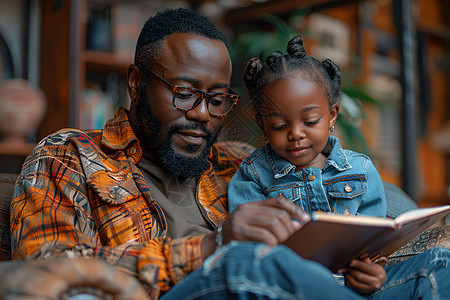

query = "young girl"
[228,35,386,218]
[228,35,389,295]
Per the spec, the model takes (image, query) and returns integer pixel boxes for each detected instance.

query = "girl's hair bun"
[287,35,307,59]
[243,57,262,90]
[266,51,284,72]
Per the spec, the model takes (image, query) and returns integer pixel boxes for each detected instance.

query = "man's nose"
[185,96,211,122]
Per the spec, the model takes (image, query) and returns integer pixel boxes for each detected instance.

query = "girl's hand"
[337,257,387,294]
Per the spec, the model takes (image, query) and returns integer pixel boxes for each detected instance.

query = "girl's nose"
[288,126,305,141]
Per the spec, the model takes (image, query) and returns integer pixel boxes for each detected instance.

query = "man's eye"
[271,124,286,131]
[209,96,224,107]
[305,118,321,126]
[175,92,196,100]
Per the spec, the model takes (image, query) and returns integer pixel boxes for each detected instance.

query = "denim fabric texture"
[228,136,386,217]
[161,242,363,300]
[369,247,450,300]
[161,243,450,300]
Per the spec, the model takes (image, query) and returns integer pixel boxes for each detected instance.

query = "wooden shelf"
[84,50,131,74]
[225,0,363,24]
[418,22,450,40]
[0,141,35,156]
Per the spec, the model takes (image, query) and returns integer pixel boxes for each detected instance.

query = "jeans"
[161,242,450,300]
[370,247,450,300]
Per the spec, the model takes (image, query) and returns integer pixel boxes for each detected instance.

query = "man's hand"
[0,258,150,300]
[337,257,387,294]
[223,197,311,246]
[201,197,310,259]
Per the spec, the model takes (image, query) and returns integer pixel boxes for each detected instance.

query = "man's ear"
[330,104,340,128]
[127,65,141,102]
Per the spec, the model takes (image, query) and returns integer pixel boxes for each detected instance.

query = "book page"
[283,205,450,273]
[312,211,396,227]
[394,205,450,225]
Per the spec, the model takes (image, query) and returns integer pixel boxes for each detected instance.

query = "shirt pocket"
[325,175,367,215]
[87,169,141,205]
[263,183,302,202]
[87,168,147,245]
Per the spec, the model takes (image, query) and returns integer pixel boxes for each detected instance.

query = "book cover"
[282,205,450,273]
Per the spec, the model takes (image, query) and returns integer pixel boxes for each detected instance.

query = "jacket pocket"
[324,175,367,215]
[87,169,141,204]
[87,168,155,245]
[263,183,302,202]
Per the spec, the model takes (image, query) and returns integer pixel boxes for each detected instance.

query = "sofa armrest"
[0,173,18,261]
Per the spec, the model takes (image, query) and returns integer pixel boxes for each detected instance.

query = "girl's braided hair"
[243,35,341,115]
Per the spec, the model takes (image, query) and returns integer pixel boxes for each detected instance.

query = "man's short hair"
[135,8,230,69]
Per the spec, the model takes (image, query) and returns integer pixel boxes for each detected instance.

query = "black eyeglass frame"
[145,68,241,118]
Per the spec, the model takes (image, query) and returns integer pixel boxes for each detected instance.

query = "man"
[6,7,450,300]
[8,7,313,299]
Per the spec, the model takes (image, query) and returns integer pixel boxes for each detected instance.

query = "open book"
[282,205,450,273]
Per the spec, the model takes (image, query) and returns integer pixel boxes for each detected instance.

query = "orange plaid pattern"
[10,108,253,299]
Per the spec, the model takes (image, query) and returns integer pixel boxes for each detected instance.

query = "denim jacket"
[228,136,386,217]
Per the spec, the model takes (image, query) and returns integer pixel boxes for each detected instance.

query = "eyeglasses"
[146,69,240,118]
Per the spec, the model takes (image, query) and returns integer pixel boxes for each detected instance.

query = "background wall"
[0,0,41,85]
[0,0,24,79]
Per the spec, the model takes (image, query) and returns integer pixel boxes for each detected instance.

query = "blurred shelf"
[84,50,131,74]
[225,0,363,24]
[0,141,35,156]
[418,22,450,40]
[0,141,34,173]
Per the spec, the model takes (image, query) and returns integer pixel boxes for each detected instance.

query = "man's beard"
[135,83,221,179]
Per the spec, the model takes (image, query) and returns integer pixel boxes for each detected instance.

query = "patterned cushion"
[386,225,450,266]
[0,173,17,261]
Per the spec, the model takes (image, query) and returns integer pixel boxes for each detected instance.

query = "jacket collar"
[265,135,351,179]
[101,108,142,163]
[322,136,352,172]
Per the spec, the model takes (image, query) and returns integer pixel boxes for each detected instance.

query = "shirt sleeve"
[10,142,205,299]
[228,160,267,213]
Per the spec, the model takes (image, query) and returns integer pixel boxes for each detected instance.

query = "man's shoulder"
[27,128,104,164]
[37,127,102,148]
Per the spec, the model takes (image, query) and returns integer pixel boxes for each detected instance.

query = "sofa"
[0,172,15,261]
[0,173,448,264]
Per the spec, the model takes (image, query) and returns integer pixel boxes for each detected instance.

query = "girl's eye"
[271,124,287,130]
[305,118,321,126]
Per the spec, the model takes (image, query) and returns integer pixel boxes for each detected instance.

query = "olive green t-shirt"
[138,155,213,239]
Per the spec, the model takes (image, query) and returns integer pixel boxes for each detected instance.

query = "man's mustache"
[167,123,214,140]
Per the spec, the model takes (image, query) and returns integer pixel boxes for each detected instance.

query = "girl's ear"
[329,104,340,128]
[127,65,141,102]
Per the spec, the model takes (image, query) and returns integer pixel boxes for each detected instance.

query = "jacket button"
[130,147,137,155]
[308,175,316,181]
[344,182,352,192]
[343,206,351,215]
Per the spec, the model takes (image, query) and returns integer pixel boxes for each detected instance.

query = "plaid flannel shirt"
[10,108,253,298]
